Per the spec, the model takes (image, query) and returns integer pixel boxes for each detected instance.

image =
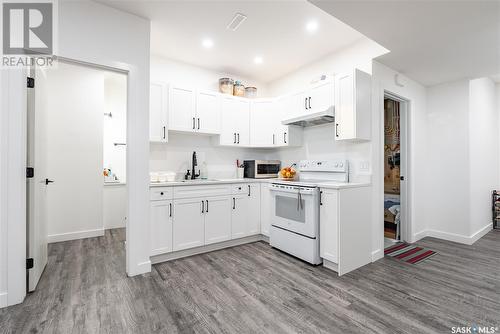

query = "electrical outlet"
[359,161,370,172]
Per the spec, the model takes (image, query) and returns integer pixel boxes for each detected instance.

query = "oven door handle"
[297,189,303,211]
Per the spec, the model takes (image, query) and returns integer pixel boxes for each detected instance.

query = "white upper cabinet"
[308,80,334,114]
[196,90,220,134]
[149,82,168,142]
[250,99,275,147]
[334,69,371,141]
[275,95,302,147]
[169,85,196,132]
[219,95,250,146]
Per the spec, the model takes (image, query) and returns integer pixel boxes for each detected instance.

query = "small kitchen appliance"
[244,160,281,179]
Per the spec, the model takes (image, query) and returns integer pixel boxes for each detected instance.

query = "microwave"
[244,160,281,179]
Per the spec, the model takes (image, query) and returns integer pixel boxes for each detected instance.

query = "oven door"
[270,185,319,238]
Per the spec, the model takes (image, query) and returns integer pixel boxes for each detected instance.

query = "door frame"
[383,91,411,244]
[26,56,129,289]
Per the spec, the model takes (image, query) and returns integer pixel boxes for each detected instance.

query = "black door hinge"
[27,77,35,88]
[26,258,34,269]
[26,167,34,178]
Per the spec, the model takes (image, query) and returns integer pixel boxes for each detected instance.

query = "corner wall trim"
[48,228,105,243]
[0,292,7,308]
[127,260,151,277]
[371,249,383,262]
[412,224,492,245]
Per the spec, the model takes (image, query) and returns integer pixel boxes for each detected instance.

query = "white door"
[27,66,48,291]
[204,196,232,245]
[172,198,205,251]
[150,200,173,256]
[149,82,168,142]
[308,81,334,114]
[43,62,104,243]
[196,90,220,134]
[335,73,355,140]
[234,98,250,146]
[319,189,339,263]
[260,183,271,237]
[250,100,274,146]
[231,194,249,239]
[220,96,238,145]
[247,184,261,235]
[169,85,195,132]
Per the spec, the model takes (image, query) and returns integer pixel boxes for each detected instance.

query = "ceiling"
[96,0,368,83]
[310,0,500,86]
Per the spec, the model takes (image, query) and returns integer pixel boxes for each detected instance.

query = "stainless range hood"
[281,107,335,127]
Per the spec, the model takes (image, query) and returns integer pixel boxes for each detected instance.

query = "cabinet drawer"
[174,184,231,199]
[232,184,251,195]
[150,187,173,201]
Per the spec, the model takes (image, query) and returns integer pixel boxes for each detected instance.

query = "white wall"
[426,80,470,237]
[103,184,127,229]
[469,78,497,235]
[150,57,271,178]
[103,72,127,182]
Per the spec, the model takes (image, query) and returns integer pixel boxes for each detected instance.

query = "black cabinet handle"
[234,133,236,144]
[248,185,251,197]
[206,200,208,212]
[320,191,323,206]
[192,117,195,129]
[197,118,200,130]
[160,192,164,195]
[45,178,54,185]
[308,96,311,109]
[201,200,204,213]
[305,97,308,110]
[233,197,236,210]
[237,133,240,144]
[272,134,275,145]
[169,203,172,217]
[284,132,287,144]
[335,123,339,137]
[163,126,166,139]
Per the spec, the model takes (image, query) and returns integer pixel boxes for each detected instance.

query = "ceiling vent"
[227,13,247,31]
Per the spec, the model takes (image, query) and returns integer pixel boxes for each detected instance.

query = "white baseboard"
[48,228,104,243]
[412,224,492,245]
[127,260,151,277]
[371,248,383,262]
[0,292,7,308]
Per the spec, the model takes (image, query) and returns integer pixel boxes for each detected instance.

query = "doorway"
[26,60,128,291]
[383,93,409,249]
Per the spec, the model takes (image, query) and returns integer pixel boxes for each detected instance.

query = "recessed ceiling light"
[202,38,214,48]
[254,56,263,64]
[306,21,318,33]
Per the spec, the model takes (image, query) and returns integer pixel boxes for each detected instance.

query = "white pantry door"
[27,66,48,291]
[42,62,104,243]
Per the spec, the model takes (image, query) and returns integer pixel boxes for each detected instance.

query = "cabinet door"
[247,184,261,235]
[150,200,173,255]
[196,90,220,134]
[231,194,249,239]
[204,196,232,245]
[287,90,307,118]
[149,82,168,142]
[250,99,275,146]
[260,183,271,237]
[234,99,250,146]
[219,96,239,145]
[308,80,334,114]
[172,198,205,251]
[169,85,196,132]
[335,73,355,140]
[319,189,339,263]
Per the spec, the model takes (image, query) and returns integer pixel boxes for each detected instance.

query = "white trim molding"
[48,228,104,243]
[371,249,383,262]
[0,292,7,308]
[413,224,492,245]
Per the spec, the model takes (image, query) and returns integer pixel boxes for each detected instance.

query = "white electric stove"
[269,159,349,265]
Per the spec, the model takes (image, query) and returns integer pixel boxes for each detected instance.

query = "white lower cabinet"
[247,184,261,235]
[260,183,271,237]
[172,198,205,251]
[319,189,339,263]
[231,194,249,239]
[204,196,232,245]
[150,200,173,256]
[231,184,261,239]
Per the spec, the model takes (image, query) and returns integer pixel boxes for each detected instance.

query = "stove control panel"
[298,160,348,172]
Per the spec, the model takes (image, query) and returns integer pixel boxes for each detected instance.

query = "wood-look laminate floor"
[1,228,499,334]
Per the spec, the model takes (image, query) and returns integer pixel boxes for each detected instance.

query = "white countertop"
[150,178,370,189]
